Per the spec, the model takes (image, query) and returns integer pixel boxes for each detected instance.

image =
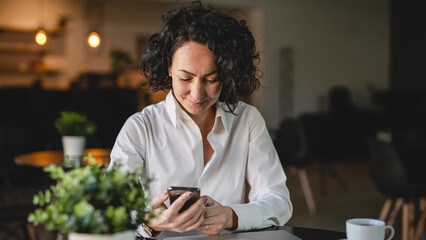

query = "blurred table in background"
[14,148,111,167]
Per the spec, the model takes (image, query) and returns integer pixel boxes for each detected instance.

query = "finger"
[175,197,205,228]
[154,207,165,216]
[183,197,205,215]
[151,190,169,208]
[182,209,205,232]
[197,224,221,235]
[201,215,215,226]
[201,206,229,229]
[187,196,207,212]
[147,207,169,227]
[201,210,224,227]
[160,191,204,232]
[204,205,222,218]
[168,209,201,234]
[169,191,194,213]
[204,196,216,207]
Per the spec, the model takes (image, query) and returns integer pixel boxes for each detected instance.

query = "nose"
[190,78,205,100]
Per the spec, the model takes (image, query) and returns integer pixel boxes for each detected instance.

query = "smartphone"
[167,186,201,213]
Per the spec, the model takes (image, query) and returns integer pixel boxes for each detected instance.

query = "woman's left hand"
[197,196,237,235]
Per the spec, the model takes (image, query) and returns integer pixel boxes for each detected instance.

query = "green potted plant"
[28,162,153,240]
[54,111,97,167]
[109,48,133,74]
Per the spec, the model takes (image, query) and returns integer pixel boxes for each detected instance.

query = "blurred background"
[1,0,425,239]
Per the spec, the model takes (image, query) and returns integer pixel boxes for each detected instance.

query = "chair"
[274,118,316,214]
[368,139,426,240]
[391,129,426,184]
[0,171,38,240]
[292,112,349,195]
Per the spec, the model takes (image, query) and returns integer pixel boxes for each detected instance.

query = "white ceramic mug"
[346,218,394,240]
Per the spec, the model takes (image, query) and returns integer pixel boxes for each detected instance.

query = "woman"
[109,1,292,237]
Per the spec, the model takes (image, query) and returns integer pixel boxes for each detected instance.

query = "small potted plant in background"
[28,162,153,240]
[54,111,97,167]
[109,48,133,74]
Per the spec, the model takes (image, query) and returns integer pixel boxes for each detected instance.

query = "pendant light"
[35,0,47,46]
[35,28,47,46]
[87,31,101,48]
[85,0,104,49]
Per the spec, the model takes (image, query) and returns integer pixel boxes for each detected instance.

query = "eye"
[178,76,191,81]
[206,78,219,83]
[205,74,219,83]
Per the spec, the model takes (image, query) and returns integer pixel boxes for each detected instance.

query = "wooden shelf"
[0,26,66,36]
[0,45,47,54]
[0,26,65,77]
[0,68,61,75]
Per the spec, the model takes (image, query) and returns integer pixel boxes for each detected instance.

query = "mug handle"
[385,225,395,240]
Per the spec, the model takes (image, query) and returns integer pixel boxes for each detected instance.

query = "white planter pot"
[62,136,86,167]
[68,230,135,240]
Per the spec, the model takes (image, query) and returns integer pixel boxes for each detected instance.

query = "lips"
[187,99,208,107]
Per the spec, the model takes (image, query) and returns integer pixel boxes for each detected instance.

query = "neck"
[189,105,216,130]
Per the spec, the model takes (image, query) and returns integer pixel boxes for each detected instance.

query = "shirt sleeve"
[107,114,147,172]
[108,114,159,239]
[229,107,293,231]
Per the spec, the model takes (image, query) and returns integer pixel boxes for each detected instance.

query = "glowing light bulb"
[88,32,101,48]
[35,29,47,46]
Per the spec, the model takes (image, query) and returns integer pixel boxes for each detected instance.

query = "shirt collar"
[216,102,229,133]
[165,91,178,127]
[165,91,229,133]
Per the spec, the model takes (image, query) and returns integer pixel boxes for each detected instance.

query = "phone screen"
[168,186,201,213]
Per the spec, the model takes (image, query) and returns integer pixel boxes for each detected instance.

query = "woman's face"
[169,41,222,118]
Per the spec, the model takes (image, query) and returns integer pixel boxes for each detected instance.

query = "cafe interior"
[0,0,425,239]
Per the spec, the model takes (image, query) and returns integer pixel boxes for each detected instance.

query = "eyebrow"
[177,69,218,77]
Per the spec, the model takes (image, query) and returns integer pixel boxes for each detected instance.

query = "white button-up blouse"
[109,91,292,231]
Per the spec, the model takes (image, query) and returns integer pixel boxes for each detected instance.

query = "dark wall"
[386,1,426,139]
[0,88,139,185]
[391,0,426,92]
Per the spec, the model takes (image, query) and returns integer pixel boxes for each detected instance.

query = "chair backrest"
[367,139,410,197]
[391,129,426,183]
[298,113,325,158]
[0,171,19,205]
[0,125,25,168]
[274,118,310,166]
[328,86,355,115]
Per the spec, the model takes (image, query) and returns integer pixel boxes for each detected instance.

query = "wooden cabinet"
[0,27,65,75]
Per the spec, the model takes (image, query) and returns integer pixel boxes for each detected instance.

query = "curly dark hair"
[140,1,261,113]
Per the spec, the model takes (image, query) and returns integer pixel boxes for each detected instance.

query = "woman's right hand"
[147,190,206,233]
